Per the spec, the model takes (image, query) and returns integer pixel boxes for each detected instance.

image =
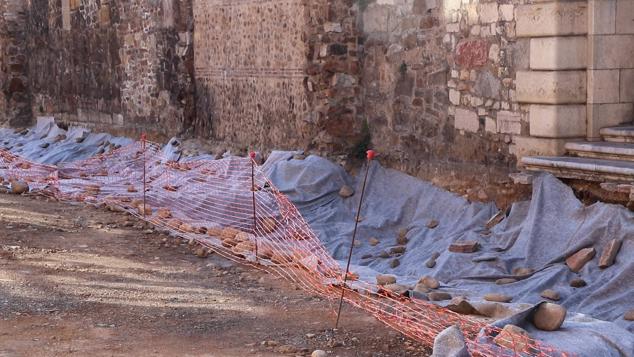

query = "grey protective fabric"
[1,123,632,355]
[263,152,633,356]
[0,117,133,164]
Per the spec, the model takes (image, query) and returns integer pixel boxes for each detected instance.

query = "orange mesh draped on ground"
[0,141,572,357]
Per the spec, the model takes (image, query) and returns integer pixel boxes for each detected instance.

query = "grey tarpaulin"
[263,151,633,356]
[2,122,632,355]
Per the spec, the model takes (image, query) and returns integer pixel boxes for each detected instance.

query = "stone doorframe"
[586,0,634,140]
[514,0,634,151]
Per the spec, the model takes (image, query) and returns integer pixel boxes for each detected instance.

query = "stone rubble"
[484,293,512,303]
[540,289,561,301]
[598,239,622,269]
[338,185,354,198]
[533,303,567,331]
[566,247,596,273]
[493,324,531,352]
[448,241,480,253]
[570,278,587,288]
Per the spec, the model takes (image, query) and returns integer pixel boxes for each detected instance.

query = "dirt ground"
[0,194,430,357]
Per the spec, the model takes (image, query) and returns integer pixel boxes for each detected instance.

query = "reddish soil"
[0,194,430,357]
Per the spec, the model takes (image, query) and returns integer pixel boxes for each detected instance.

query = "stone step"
[521,156,634,182]
[566,141,634,161]
[600,126,634,143]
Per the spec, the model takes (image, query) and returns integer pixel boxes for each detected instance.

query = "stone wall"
[1,0,633,192]
[3,0,195,140]
[0,0,31,127]
[192,0,362,154]
[359,0,527,184]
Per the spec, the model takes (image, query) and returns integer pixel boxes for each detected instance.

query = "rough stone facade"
[360,0,519,183]
[193,0,362,153]
[2,0,195,140]
[0,0,31,127]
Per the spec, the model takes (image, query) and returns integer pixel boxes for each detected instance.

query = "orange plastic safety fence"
[0,142,572,357]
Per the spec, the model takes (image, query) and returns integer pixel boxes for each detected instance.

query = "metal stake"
[335,150,376,328]
[141,133,147,219]
[249,152,259,262]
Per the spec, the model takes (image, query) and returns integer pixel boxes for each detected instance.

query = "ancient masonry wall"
[1,0,633,186]
[360,0,634,182]
[5,0,195,140]
[0,0,31,127]
[360,0,527,184]
[192,0,362,153]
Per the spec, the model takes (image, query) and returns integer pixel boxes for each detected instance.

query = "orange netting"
[0,140,572,356]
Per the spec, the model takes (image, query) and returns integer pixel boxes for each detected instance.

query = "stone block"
[500,4,514,22]
[621,69,634,102]
[516,2,588,37]
[511,136,569,159]
[587,103,634,139]
[530,37,587,70]
[62,0,71,31]
[455,39,489,69]
[589,0,616,35]
[616,0,634,34]
[479,3,499,24]
[566,248,596,272]
[497,111,522,135]
[516,71,587,104]
[589,35,634,69]
[599,239,622,269]
[588,70,620,104]
[529,105,586,138]
[449,89,460,105]
[363,5,391,33]
[454,108,479,133]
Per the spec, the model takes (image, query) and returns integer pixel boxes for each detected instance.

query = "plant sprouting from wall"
[352,120,372,160]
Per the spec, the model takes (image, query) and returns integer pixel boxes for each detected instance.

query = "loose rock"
[486,211,505,230]
[428,292,452,301]
[624,309,634,321]
[566,247,596,273]
[384,283,409,295]
[426,258,437,268]
[376,274,397,286]
[338,185,354,198]
[570,278,587,288]
[10,180,29,195]
[195,247,209,258]
[275,345,298,354]
[431,325,469,357]
[484,293,512,303]
[390,246,406,255]
[414,284,431,294]
[447,297,478,315]
[311,350,327,357]
[449,241,480,253]
[427,220,439,229]
[419,276,440,289]
[540,289,560,301]
[369,237,380,246]
[599,239,622,269]
[390,258,400,268]
[396,229,409,245]
[512,267,534,277]
[494,324,530,352]
[496,278,517,285]
[378,250,390,259]
[533,303,567,331]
